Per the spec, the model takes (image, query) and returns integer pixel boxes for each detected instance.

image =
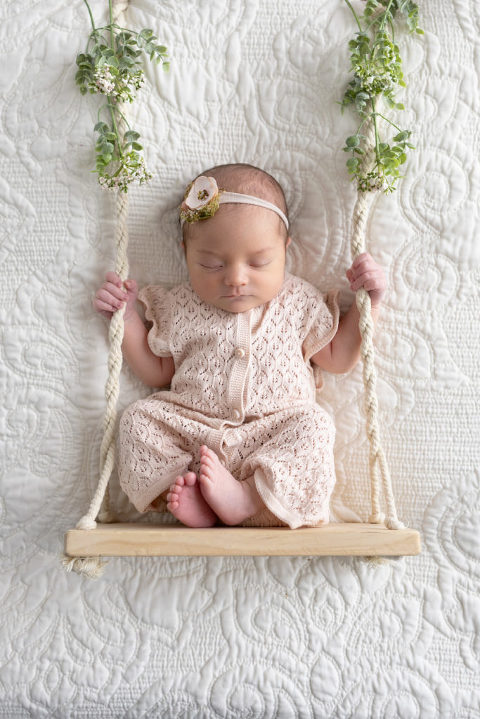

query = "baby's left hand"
[346,252,386,308]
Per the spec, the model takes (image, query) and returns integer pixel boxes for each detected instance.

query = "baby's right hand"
[93,271,138,320]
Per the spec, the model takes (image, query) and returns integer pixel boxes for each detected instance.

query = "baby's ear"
[286,236,292,248]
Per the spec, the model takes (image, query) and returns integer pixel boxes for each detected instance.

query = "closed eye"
[199,260,272,270]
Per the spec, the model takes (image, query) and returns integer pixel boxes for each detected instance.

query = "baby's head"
[180,163,291,313]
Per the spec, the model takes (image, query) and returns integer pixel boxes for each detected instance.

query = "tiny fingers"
[95,287,126,311]
[349,269,382,292]
[105,270,123,286]
[351,252,370,267]
[94,298,122,314]
[124,279,137,291]
[105,281,129,301]
[104,272,137,294]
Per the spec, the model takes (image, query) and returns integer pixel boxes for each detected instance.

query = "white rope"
[64,0,130,578]
[351,120,405,531]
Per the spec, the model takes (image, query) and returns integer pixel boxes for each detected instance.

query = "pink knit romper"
[117,271,340,528]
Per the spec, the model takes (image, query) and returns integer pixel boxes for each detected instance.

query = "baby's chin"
[200,293,267,313]
[214,295,260,313]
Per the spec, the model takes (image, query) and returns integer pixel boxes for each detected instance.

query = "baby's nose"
[225,265,248,285]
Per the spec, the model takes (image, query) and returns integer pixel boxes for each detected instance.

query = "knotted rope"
[351,121,404,532]
[63,0,130,579]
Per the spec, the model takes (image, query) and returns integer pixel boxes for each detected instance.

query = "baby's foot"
[166,472,217,527]
[198,445,263,525]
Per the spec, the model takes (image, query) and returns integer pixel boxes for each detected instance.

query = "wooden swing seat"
[64,521,421,557]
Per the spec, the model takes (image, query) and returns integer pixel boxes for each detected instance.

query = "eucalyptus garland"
[342,0,422,193]
[75,0,169,192]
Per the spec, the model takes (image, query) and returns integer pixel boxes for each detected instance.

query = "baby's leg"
[238,405,336,528]
[166,472,217,527]
[198,446,263,525]
[118,397,200,513]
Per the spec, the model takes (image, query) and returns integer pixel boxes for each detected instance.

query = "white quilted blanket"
[1,0,479,716]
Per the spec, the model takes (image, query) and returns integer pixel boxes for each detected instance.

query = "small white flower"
[92,67,116,95]
[184,176,219,210]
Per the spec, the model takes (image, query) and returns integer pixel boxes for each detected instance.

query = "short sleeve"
[138,285,173,357]
[302,290,340,389]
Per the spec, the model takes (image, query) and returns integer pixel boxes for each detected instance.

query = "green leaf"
[75,70,90,82]
[346,135,360,148]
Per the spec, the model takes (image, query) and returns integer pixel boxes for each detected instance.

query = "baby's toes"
[184,472,197,486]
[201,451,216,467]
[199,463,213,483]
[166,494,179,509]
[200,461,213,476]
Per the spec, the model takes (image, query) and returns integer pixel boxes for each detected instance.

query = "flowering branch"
[341,0,422,193]
[75,0,169,192]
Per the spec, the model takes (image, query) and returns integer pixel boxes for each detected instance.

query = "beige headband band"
[179,176,289,231]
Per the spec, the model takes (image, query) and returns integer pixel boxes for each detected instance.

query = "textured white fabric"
[1,0,479,715]
[117,272,339,525]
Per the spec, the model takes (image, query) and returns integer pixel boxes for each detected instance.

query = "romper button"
[233,409,241,419]
[234,348,246,358]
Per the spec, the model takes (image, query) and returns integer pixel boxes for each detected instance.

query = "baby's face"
[183,205,291,313]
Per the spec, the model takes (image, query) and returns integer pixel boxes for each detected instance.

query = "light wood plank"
[65,522,421,557]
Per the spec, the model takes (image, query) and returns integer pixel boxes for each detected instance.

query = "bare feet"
[198,445,263,525]
[166,472,217,527]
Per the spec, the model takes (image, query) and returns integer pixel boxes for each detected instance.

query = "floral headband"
[179,176,289,231]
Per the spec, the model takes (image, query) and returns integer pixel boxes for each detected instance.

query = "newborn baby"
[94,163,386,528]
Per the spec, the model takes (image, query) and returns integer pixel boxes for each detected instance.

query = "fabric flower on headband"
[180,176,223,224]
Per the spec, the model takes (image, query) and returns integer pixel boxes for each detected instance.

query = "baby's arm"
[94,271,175,388]
[311,253,386,374]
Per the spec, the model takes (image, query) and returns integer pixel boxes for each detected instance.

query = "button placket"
[226,311,252,422]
